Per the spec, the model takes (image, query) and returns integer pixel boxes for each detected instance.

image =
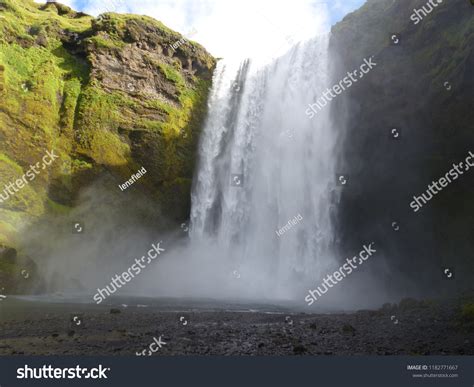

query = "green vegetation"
[0,0,215,285]
[45,197,71,215]
[86,31,126,50]
[158,62,185,90]
[460,303,474,331]
[0,152,23,174]
[0,257,16,274]
[461,303,474,320]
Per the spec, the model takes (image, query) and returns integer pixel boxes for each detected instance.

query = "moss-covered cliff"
[0,0,215,291]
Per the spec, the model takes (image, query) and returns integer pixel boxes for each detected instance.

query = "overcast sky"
[38,0,365,59]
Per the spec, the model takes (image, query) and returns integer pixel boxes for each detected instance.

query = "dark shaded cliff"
[329,0,473,296]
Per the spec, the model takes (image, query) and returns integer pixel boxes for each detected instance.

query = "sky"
[37,0,365,59]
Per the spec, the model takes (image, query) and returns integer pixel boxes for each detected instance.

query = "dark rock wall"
[329,0,474,295]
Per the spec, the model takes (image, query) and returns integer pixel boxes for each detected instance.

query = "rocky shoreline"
[0,299,472,356]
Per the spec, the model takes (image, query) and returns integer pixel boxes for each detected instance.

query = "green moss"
[71,158,93,170]
[0,22,91,237]
[0,218,18,245]
[157,62,185,91]
[93,12,128,34]
[45,197,71,215]
[0,258,16,274]
[86,32,126,50]
[457,303,474,332]
[0,0,91,46]
[0,0,216,248]
[95,12,176,37]
[153,78,211,139]
[75,84,132,165]
[60,77,82,132]
[0,152,23,174]
[0,42,88,133]
[461,303,474,322]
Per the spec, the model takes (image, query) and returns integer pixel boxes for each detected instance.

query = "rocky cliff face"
[329,0,473,294]
[0,0,215,291]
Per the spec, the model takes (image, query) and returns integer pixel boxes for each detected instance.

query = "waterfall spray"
[186,36,338,301]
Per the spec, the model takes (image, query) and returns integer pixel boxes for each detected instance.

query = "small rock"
[293,345,307,355]
[342,324,356,334]
[110,308,121,314]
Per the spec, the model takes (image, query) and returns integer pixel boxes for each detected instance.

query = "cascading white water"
[187,36,339,301]
[37,33,340,305]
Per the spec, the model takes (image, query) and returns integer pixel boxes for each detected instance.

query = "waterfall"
[187,35,339,301]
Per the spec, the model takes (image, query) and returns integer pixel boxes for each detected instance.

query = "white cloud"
[42,0,331,60]
[34,1,367,59]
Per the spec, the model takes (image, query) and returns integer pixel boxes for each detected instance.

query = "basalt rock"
[329,0,474,293]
